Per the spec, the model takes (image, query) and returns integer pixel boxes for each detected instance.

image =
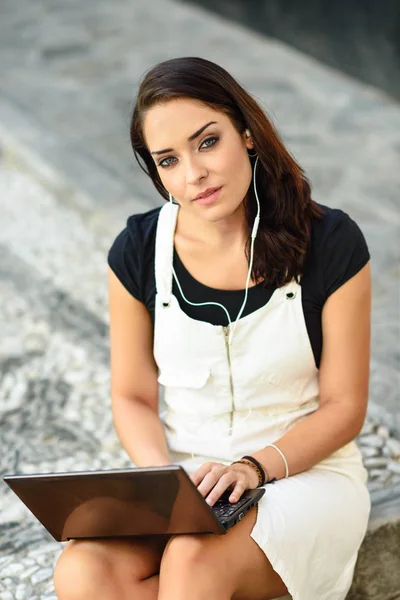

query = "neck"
[176,203,248,249]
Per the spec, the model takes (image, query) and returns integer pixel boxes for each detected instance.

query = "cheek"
[217,145,250,177]
[158,170,184,197]
[222,151,252,193]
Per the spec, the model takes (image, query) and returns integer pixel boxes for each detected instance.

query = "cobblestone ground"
[0,163,133,599]
[0,0,399,598]
[1,161,399,598]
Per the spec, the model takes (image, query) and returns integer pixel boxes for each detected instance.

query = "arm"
[108,266,171,467]
[251,261,372,481]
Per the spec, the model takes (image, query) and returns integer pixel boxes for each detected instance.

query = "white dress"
[153,202,371,600]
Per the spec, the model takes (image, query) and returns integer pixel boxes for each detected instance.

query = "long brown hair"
[130,56,323,288]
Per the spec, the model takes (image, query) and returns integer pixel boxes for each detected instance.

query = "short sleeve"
[322,212,370,300]
[107,225,143,302]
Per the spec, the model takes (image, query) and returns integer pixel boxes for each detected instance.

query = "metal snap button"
[286,291,296,299]
[161,302,170,308]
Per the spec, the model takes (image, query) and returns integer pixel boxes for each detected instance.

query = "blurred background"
[0,1,399,598]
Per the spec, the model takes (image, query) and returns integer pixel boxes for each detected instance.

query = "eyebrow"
[150,121,218,155]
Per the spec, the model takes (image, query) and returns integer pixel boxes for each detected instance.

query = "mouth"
[193,186,223,205]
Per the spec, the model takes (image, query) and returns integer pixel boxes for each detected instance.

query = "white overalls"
[153,202,371,600]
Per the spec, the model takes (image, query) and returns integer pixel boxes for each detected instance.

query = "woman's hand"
[189,461,259,506]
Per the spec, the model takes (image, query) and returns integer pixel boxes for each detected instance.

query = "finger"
[198,469,226,500]
[228,480,247,504]
[197,464,231,498]
[203,472,236,506]
[190,462,215,487]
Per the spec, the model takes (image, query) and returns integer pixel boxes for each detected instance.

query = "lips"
[194,186,222,200]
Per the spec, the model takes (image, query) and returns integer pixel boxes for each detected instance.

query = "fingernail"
[206,498,213,506]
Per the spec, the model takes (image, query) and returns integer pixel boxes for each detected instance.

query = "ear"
[242,130,254,151]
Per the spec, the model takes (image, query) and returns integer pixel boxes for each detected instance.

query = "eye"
[200,135,219,149]
[158,156,177,169]
[157,136,219,169]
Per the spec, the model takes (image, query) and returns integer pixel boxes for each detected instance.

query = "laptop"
[3,465,265,541]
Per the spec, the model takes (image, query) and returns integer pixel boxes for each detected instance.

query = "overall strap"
[154,202,179,306]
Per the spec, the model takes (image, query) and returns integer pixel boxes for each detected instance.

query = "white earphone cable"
[171,264,232,327]
[167,152,260,449]
[169,155,260,346]
[228,156,260,344]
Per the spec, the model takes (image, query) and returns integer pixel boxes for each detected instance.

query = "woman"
[54,57,371,600]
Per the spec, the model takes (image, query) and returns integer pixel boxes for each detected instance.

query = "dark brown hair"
[130,56,323,288]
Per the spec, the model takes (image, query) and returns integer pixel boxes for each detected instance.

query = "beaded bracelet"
[232,459,264,487]
[243,455,278,485]
[232,455,277,486]
[241,455,268,485]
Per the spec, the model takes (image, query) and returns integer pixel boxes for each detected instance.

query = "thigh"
[231,508,288,600]
[162,505,288,600]
[60,533,172,581]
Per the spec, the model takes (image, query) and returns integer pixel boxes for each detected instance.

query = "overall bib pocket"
[157,366,215,418]
[157,367,211,389]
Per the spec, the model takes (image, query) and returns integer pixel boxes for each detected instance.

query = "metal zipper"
[223,325,234,432]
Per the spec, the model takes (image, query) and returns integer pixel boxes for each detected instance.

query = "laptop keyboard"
[211,496,249,521]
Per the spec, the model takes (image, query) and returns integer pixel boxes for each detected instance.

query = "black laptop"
[3,465,265,541]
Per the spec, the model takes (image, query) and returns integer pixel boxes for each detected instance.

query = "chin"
[200,204,241,223]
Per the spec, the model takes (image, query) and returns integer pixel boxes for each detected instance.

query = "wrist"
[241,455,268,485]
[252,445,289,481]
[242,462,260,488]
[232,459,263,487]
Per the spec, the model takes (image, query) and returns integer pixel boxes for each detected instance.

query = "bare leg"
[157,507,288,600]
[53,535,170,600]
[158,535,234,600]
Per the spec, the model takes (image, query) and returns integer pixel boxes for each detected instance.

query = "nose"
[184,155,208,185]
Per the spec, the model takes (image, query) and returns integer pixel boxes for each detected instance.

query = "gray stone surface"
[0,164,132,597]
[0,0,399,436]
[0,0,399,598]
[347,486,400,600]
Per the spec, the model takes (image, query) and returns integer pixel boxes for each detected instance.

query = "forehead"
[143,98,229,148]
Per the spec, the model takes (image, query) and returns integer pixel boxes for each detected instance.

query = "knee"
[159,535,233,597]
[161,534,224,572]
[54,540,113,599]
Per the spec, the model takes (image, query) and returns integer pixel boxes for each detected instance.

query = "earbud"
[245,128,251,138]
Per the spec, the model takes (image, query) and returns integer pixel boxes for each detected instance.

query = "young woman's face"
[143,98,254,223]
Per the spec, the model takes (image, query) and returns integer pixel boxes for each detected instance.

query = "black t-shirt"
[107,202,370,369]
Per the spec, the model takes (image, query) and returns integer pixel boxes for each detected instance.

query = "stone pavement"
[1,0,399,427]
[0,0,399,598]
